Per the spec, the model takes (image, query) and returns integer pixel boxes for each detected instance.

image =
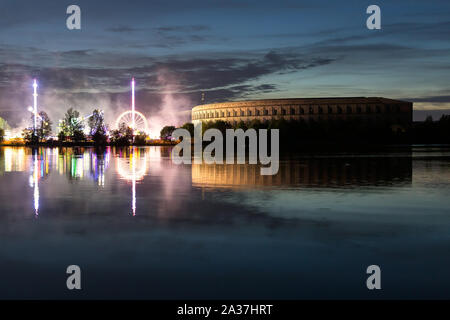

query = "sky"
[0,0,449,135]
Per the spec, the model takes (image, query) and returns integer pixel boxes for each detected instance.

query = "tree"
[59,108,85,142]
[88,109,108,145]
[160,125,176,140]
[57,130,66,142]
[203,120,232,135]
[0,128,4,143]
[234,120,248,130]
[22,128,38,144]
[179,122,194,137]
[35,111,52,140]
[110,122,133,145]
[134,131,148,145]
[247,119,264,130]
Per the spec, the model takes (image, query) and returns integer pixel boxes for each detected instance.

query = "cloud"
[156,25,211,33]
[406,95,450,103]
[106,26,144,33]
[0,46,334,133]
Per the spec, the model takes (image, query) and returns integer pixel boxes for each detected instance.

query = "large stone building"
[192,97,412,129]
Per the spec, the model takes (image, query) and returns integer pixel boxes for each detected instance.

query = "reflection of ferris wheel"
[116,155,147,181]
[115,110,149,133]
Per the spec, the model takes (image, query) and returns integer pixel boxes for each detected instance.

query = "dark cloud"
[0,49,334,92]
[405,95,450,103]
[0,48,333,127]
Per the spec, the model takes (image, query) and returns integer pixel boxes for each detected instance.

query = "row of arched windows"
[192,104,401,120]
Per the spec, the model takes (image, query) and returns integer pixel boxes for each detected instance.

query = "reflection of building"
[192,157,412,189]
[192,97,412,128]
[1,147,28,172]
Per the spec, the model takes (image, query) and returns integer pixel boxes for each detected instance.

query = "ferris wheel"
[115,110,148,133]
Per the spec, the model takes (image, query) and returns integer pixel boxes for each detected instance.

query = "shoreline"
[0,141,178,147]
[1,142,449,150]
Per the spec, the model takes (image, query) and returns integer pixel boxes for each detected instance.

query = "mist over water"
[147,69,192,138]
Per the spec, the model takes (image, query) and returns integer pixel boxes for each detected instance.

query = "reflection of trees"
[57,147,110,183]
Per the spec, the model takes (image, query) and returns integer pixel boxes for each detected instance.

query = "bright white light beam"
[33,79,38,135]
[131,77,135,133]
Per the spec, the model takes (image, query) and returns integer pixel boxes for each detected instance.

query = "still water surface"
[0,146,449,299]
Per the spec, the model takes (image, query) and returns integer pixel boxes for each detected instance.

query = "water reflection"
[192,156,412,189]
[114,147,148,216]
[1,147,415,188]
[56,147,110,184]
[0,146,420,220]
[2,146,450,299]
[31,151,39,216]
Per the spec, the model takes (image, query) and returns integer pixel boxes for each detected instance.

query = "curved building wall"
[192,97,412,127]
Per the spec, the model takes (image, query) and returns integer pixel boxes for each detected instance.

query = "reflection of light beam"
[116,148,146,216]
[33,152,39,217]
[132,154,136,216]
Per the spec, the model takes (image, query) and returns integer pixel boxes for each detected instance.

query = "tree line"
[19,108,151,146]
[1,111,448,146]
[161,115,450,147]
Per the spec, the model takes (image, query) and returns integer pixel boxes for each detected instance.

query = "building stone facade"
[192,97,412,129]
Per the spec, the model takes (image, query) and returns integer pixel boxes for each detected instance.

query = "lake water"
[0,146,449,299]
